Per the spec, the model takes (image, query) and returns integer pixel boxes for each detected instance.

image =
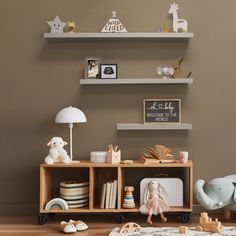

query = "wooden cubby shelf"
[80,78,193,85]
[44,32,194,41]
[40,161,193,216]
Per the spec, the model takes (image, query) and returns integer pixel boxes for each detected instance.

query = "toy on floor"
[119,222,142,233]
[195,212,224,233]
[168,3,188,32]
[69,220,88,231]
[59,221,76,234]
[194,175,236,220]
[44,137,70,164]
[107,144,121,164]
[179,226,188,234]
[140,180,169,224]
[67,21,76,32]
[122,186,135,208]
[140,144,175,164]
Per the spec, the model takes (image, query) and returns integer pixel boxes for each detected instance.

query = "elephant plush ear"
[226,175,236,202]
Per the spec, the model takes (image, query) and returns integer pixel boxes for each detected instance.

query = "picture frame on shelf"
[84,57,101,79]
[143,99,181,124]
[100,64,118,79]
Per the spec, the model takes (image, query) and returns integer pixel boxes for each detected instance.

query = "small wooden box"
[107,150,121,164]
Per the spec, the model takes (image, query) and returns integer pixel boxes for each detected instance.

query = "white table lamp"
[55,106,87,162]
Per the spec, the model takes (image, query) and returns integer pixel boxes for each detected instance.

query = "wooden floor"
[0,214,236,236]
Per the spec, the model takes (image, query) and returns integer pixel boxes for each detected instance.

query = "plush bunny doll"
[140,180,169,224]
[44,137,71,165]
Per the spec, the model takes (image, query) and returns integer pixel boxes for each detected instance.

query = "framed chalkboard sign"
[143,99,181,124]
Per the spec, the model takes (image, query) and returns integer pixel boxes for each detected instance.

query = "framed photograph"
[84,57,101,79]
[143,99,181,124]
[100,64,118,79]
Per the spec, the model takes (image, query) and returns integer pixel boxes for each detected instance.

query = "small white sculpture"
[157,67,174,79]
[168,3,188,32]
[47,16,66,33]
[45,137,70,165]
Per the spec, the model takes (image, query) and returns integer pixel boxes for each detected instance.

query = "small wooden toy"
[172,57,191,78]
[107,144,121,164]
[119,222,142,233]
[140,145,175,164]
[168,3,188,32]
[195,212,224,233]
[122,186,135,208]
[67,21,76,33]
[179,226,188,234]
[120,160,133,164]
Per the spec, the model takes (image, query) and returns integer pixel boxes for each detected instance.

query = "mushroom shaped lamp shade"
[55,106,87,163]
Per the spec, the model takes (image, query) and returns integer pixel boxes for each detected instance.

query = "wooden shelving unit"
[117,123,192,130]
[39,160,193,224]
[44,32,194,41]
[80,78,193,85]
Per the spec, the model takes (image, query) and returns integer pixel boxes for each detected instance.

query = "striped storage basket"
[60,181,89,209]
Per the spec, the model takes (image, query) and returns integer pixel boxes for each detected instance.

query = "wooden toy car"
[119,222,142,233]
[195,212,224,233]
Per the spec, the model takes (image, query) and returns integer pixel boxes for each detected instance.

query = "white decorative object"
[101,11,127,33]
[157,67,174,79]
[90,151,107,163]
[179,151,189,163]
[55,106,87,162]
[168,3,188,32]
[107,145,121,164]
[44,137,70,165]
[47,16,66,33]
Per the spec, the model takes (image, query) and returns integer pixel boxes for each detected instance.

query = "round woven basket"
[60,180,89,208]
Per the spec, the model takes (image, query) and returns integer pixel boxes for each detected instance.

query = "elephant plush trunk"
[194,179,222,210]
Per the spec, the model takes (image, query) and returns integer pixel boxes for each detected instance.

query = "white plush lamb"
[45,137,71,164]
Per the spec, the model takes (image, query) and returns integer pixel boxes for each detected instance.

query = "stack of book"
[100,180,118,209]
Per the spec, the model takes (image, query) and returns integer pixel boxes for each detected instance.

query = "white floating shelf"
[44,32,194,41]
[117,123,193,130]
[80,78,193,85]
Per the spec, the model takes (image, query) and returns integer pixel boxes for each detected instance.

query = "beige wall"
[1,0,236,215]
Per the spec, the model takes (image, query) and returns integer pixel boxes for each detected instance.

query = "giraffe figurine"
[168,3,188,32]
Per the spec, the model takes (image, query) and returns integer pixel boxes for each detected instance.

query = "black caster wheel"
[47,213,56,218]
[115,213,126,223]
[38,214,48,225]
[181,212,191,223]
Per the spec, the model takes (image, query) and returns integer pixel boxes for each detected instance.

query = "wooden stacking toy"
[122,186,135,208]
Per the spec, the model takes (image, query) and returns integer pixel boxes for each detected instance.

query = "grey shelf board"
[44,32,194,41]
[117,123,193,130]
[80,78,193,85]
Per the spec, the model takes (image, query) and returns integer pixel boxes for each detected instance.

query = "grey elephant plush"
[194,175,236,220]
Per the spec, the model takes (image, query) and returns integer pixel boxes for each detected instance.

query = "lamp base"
[70,160,80,163]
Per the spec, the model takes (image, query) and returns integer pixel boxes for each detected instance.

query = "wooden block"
[179,226,188,234]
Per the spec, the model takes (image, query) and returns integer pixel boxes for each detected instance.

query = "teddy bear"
[44,137,71,165]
